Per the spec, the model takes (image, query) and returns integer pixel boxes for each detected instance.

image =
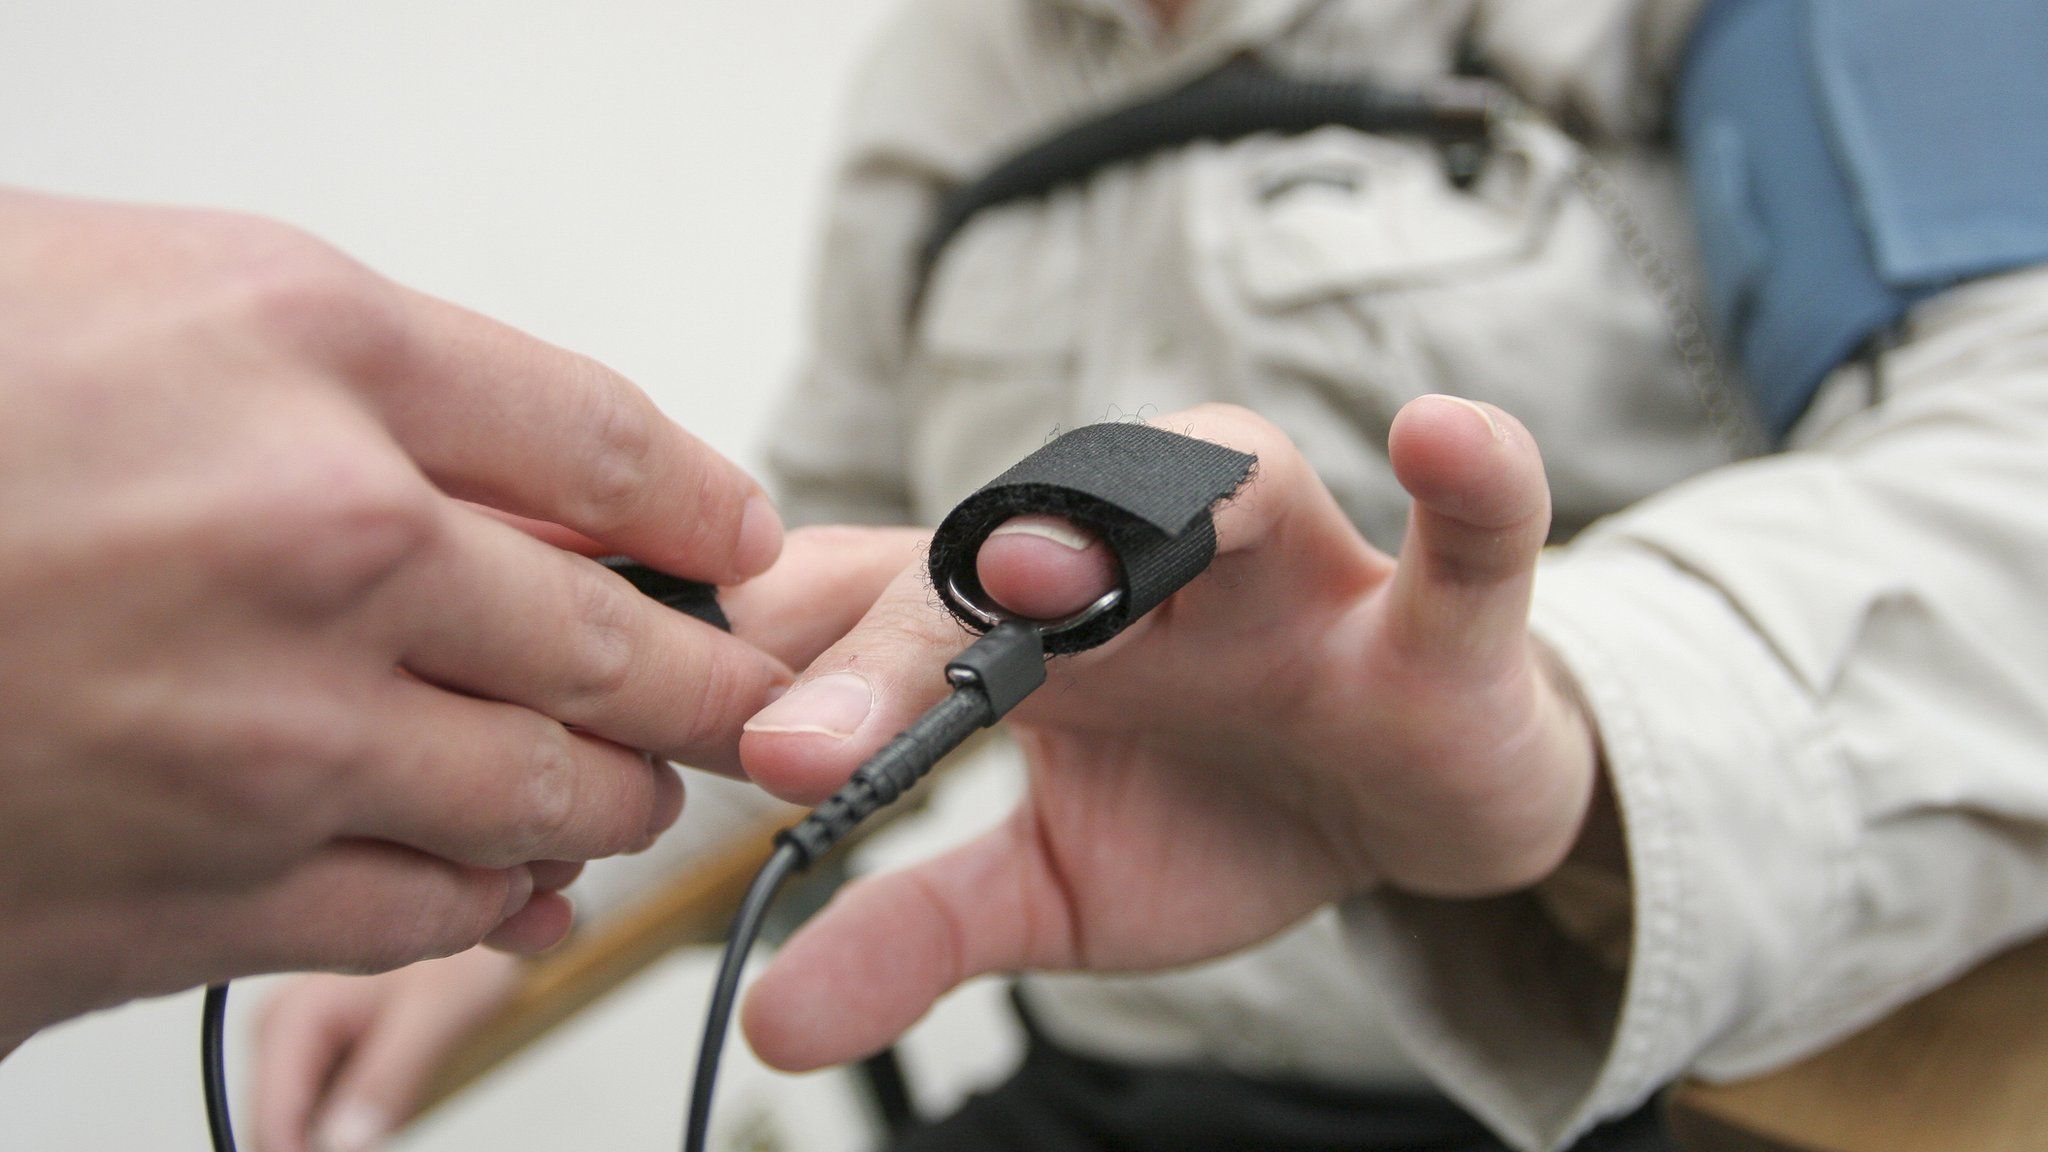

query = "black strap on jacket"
[912,56,1499,314]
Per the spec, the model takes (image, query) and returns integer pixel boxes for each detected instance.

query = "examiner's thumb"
[307,999,468,1152]
[311,1100,394,1152]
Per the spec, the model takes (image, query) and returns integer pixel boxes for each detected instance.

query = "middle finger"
[388,503,793,773]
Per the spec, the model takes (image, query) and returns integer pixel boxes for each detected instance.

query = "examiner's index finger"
[363,287,782,583]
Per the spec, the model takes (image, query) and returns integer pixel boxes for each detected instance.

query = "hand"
[736,400,1603,1069]
[229,520,925,1152]
[252,949,523,1152]
[0,188,791,1041]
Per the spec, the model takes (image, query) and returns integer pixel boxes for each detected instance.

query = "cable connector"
[945,620,1047,719]
[777,622,1044,866]
[688,622,1048,1152]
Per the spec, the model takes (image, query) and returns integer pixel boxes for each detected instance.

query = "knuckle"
[556,565,639,717]
[562,379,661,535]
[1178,403,1291,461]
[210,226,406,371]
[504,725,585,861]
[863,594,950,656]
[665,640,756,756]
[1178,401,1271,437]
[229,711,359,822]
[309,454,440,562]
[249,448,443,612]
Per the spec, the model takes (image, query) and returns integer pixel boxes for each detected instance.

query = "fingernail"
[315,1103,391,1152]
[645,759,684,844]
[989,519,1094,550]
[736,494,783,576]
[743,672,872,739]
[499,865,534,921]
[1432,394,1505,442]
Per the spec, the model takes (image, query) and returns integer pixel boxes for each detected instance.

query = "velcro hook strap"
[928,423,1256,655]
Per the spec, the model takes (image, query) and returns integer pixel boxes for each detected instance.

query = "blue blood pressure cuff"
[1679,0,2048,437]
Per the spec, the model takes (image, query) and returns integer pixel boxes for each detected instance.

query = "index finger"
[361,288,782,583]
[737,523,1121,806]
[737,406,1374,803]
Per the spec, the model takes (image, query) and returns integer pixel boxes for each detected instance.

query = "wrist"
[1531,637,1624,878]
[1528,638,1635,970]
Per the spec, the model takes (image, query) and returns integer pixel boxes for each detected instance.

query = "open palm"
[735,401,1599,1070]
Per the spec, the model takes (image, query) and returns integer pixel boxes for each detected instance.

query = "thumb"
[1382,395,1551,669]
[742,808,1075,1071]
[309,952,521,1152]
[252,978,382,1152]
[1369,395,1589,895]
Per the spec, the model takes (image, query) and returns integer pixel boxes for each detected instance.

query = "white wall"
[0,0,902,468]
[0,3,923,1148]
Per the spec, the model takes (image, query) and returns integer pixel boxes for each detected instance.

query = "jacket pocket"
[1191,118,1733,541]
[1218,120,1574,310]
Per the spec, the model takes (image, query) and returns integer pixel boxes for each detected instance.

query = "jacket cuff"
[1340,540,1846,1152]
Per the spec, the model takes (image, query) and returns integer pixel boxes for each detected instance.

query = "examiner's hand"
[0,188,791,1044]
[252,949,524,1152]
[245,523,930,1152]
[737,401,1603,1070]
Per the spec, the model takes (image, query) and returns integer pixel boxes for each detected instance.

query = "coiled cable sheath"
[684,622,1045,1152]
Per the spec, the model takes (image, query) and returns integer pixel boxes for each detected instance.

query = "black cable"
[202,982,238,1152]
[201,638,1031,1152]
[682,840,804,1152]
[682,621,1048,1152]
[196,482,1240,1152]
[856,1046,920,1136]
[911,56,1496,313]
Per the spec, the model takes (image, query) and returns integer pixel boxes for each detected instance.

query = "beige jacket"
[744,1,2048,1149]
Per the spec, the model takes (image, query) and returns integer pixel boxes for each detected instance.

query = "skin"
[254,950,526,1152]
[249,526,927,1152]
[245,0,1606,1125]
[737,401,1606,1071]
[0,186,798,1051]
[250,399,1612,1147]
[1151,0,1198,29]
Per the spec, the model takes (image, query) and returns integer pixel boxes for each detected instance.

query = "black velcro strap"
[928,423,1256,655]
[600,556,730,633]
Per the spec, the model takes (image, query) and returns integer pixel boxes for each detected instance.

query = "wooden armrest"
[1667,932,2048,1152]
[410,731,994,1119]
[416,813,794,1114]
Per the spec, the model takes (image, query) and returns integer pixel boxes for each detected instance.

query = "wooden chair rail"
[411,734,989,1121]
[416,814,794,1114]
